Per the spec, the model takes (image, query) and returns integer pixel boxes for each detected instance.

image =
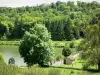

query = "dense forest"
[0,1,100,41]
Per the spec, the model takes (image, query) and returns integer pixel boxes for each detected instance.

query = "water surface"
[0,45,26,66]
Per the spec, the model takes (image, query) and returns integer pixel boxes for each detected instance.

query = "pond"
[0,45,26,66]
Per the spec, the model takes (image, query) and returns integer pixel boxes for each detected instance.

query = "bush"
[82,63,90,70]
[56,54,63,61]
[0,53,6,64]
[70,42,75,48]
[62,47,71,57]
[1,35,7,41]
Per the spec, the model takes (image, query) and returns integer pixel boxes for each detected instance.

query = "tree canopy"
[62,47,71,57]
[78,23,100,71]
[0,1,99,41]
[19,24,55,66]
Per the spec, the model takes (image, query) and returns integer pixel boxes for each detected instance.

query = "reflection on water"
[0,45,26,66]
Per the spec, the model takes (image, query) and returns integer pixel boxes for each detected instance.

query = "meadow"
[0,60,100,75]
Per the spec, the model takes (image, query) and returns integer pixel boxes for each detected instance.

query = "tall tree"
[19,24,55,66]
[78,23,100,71]
[64,18,73,41]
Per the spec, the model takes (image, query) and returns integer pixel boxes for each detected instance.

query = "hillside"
[0,1,100,41]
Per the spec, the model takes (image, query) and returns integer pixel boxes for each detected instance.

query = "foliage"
[19,24,55,66]
[0,53,6,64]
[82,63,90,70]
[0,1,99,41]
[70,41,75,48]
[56,54,63,61]
[64,18,73,41]
[78,23,100,71]
[0,23,7,38]
[62,47,71,57]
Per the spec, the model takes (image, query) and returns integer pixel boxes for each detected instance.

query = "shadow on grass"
[50,66,82,70]
[86,69,98,73]
[78,61,86,63]
[50,66,99,73]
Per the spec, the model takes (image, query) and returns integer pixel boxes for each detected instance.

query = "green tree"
[0,1,99,40]
[62,46,71,64]
[62,47,71,57]
[78,23,100,71]
[19,24,55,66]
[64,18,73,41]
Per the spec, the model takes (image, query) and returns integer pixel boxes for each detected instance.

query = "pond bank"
[0,41,21,45]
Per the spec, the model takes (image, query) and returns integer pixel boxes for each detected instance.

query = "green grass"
[61,58,83,69]
[0,63,88,75]
[53,39,83,47]
[0,64,22,75]
[1,63,100,75]
[0,58,100,75]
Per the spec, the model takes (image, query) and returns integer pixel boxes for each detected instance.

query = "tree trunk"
[98,61,100,72]
[63,58,66,64]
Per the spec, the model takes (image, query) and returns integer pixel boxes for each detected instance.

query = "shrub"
[82,63,90,70]
[56,54,63,61]
[1,35,7,41]
[0,53,6,64]
[70,42,75,48]
[62,47,71,57]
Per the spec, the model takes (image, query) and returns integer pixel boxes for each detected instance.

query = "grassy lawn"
[53,39,83,47]
[0,63,89,75]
